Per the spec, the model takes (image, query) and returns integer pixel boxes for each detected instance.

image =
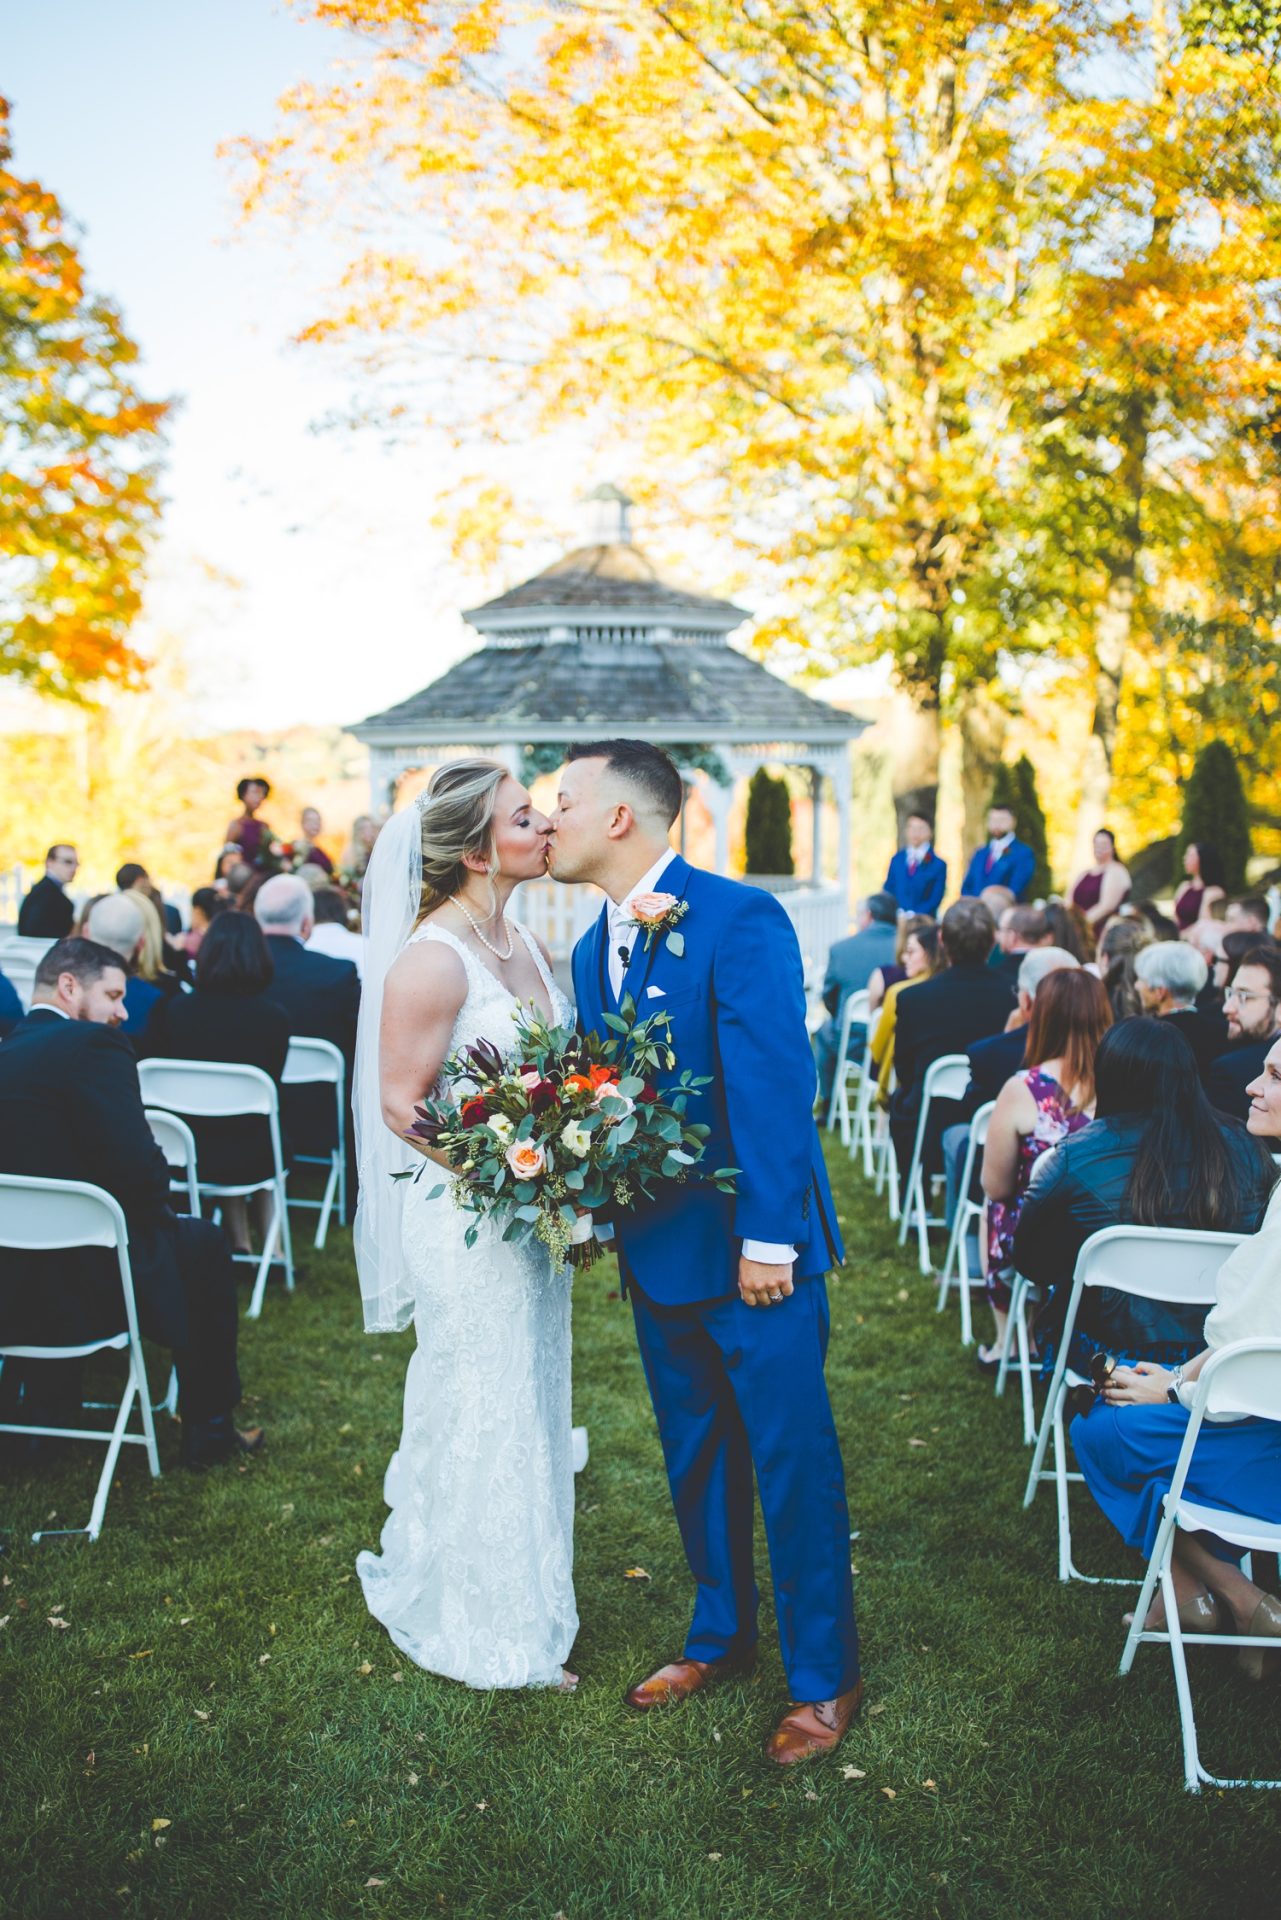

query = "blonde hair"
[413,759,510,928]
[131,890,169,983]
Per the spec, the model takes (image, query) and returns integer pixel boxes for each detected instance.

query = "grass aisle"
[2,1145,1279,1919]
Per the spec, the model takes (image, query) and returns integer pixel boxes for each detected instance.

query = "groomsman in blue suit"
[884,811,947,917]
[552,740,861,1767]
[960,803,1036,902]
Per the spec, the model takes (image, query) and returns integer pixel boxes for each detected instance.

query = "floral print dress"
[986,1069,1091,1310]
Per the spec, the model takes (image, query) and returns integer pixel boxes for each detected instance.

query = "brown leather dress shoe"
[764,1678,864,1766]
[624,1652,754,1711]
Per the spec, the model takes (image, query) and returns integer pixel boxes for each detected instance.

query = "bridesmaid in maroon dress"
[1173,839,1226,931]
[1068,828,1132,932]
[226,776,276,871]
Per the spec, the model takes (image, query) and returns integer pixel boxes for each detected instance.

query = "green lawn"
[2,1145,1279,1919]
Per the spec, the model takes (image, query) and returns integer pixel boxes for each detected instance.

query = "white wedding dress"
[356,922,579,1688]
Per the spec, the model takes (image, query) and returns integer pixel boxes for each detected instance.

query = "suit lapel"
[618,854,693,1014]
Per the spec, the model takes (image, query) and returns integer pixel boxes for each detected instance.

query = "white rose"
[560,1119,592,1158]
[488,1115,514,1143]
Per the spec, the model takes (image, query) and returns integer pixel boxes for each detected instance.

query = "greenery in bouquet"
[398,998,737,1267]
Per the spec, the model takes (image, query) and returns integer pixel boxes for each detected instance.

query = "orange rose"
[563,1073,594,1095]
[629,891,678,925]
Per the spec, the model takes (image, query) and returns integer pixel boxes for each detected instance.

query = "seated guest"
[1069,828,1131,930]
[869,920,944,1103]
[890,898,1014,1191]
[1043,899,1095,964]
[978,883,1016,928]
[86,894,164,1038]
[868,910,933,1015]
[1205,946,1281,1125]
[965,946,1082,1112]
[960,804,1036,903]
[17,844,78,938]
[1074,1034,1281,1653]
[116,860,182,938]
[297,807,335,876]
[142,912,291,1254]
[980,969,1112,1365]
[1096,915,1153,1020]
[1012,1019,1275,1377]
[884,812,946,917]
[0,964,22,1039]
[180,885,229,959]
[253,874,360,1187]
[815,892,899,1104]
[1224,895,1270,936]
[1133,942,1228,1073]
[306,886,363,976]
[992,905,1051,990]
[0,938,260,1466]
[1173,839,1226,931]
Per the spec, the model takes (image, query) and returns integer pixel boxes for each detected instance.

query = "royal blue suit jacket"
[885,847,947,916]
[571,856,844,1307]
[960,839,1036,902]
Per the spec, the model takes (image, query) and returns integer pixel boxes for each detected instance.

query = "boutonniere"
[627,892,689,957]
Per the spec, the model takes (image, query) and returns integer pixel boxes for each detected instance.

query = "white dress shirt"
[606,850,794,1269]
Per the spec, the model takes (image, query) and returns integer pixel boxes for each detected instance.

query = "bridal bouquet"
[398,998,737,1267]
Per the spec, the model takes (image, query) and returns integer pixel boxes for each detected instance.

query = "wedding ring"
[768,1290,784,1303]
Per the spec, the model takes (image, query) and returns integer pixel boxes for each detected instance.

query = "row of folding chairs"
[0,934,58,1011]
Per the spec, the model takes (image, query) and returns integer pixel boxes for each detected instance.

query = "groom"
[550,740,861,1765]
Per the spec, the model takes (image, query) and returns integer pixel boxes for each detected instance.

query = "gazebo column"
[809,766,824,884]
[835,744,853,912]
[702,774,734,877]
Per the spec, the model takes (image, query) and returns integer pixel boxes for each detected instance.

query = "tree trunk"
[957,691,1008,861]
[889,696,942,838]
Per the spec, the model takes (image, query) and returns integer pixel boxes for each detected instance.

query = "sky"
[4,0,588,733]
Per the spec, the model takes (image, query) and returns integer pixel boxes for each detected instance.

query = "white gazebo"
[350,489,865,978]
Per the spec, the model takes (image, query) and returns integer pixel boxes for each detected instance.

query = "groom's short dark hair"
[566,739,683,828]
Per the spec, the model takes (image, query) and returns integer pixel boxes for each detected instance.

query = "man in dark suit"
[960,805,1036,902]
[990,905,1052,991]
[1205,947,1281,1122]
[1134,941,1228,1074]
[0,938,258,1466]
[17,844,79,937]
[884,813,947,917]
[890,898,1015,1193]
[254,875,360,1190]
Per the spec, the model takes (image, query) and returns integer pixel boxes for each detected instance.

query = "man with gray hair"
[86,892,162,1041]
[1134,940,1228,1073]
[254,873,360,1199]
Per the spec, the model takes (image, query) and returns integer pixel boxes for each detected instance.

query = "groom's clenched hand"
[738,1256,795,1308]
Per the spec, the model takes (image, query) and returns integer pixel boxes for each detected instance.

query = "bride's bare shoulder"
[385,922,468,1007]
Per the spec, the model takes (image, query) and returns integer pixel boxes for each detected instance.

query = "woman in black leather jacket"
[1011,1017,1275,1374]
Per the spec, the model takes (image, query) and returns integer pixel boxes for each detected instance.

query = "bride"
[352,759,579,1690]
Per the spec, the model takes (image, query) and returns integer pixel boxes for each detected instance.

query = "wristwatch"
[1166,1365,1185,1405]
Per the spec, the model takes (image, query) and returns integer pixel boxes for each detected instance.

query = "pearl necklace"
[454,896,515,961]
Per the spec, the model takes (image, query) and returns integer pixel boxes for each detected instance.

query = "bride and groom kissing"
[351,738,861,1766]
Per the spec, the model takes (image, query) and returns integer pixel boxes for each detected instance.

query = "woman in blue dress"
[1073,1036,1281,1671]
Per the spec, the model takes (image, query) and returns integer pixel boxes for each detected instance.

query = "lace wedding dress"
[356,922,579,1688]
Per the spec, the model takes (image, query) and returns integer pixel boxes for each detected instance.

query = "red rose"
[460,1096,491,1128]
[529,1080,557,1114]
[637,1084,659,1105]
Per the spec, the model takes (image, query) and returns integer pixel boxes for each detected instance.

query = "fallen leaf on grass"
[841,1766,867,1780]
[407,1772,419,1786]
[179,1617,194,1627]
[867,1703,887,1716]
[258,1654,271,1666]
[923,1779,937,1790]
[357,1661,373,1675]
[151,1819,171,1832]
[47,1617,71,1629]
[623,1567,651,1580]
[804,1790,819,1801]
[880,1788,897,1800]
[907,1438,927,1448]
[338,1423,353,1435]
[365,1878,385,1888]
[707,1851,722,1860]
[128,1650,153,1660]
[391,1671,404,1683]
[896,1288,909,1301]
[193,1710,210,1722]
[0,1617,10,1630]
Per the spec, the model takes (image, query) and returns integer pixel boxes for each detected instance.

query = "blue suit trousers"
[629,1270,861,1701]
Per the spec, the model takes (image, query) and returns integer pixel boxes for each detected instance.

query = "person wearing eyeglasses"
[1204,946,1281,1124]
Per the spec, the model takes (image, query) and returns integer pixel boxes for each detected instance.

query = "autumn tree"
[0,98,168,698]
[234,0,1105,824]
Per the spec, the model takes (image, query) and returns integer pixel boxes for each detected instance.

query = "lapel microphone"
[618,943,632,969]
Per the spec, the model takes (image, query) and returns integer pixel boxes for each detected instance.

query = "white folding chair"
[849,1026,879,1176]
[3,956,40,1011]
[936,1100,995,1345]
[1023,1226,1243,1582]
[825,989,870,1143]
[897,1054,970,1274]
[137,1060,294,1319]
[871,1068,900,1220]
[281,1036,347,1249]
[996,1270,1042,1446]
[1118,1337,1281,1793]
[0,1174,161,1542]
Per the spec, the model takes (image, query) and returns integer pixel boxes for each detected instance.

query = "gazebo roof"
[351,487,861,749]
[353,639,859,746]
